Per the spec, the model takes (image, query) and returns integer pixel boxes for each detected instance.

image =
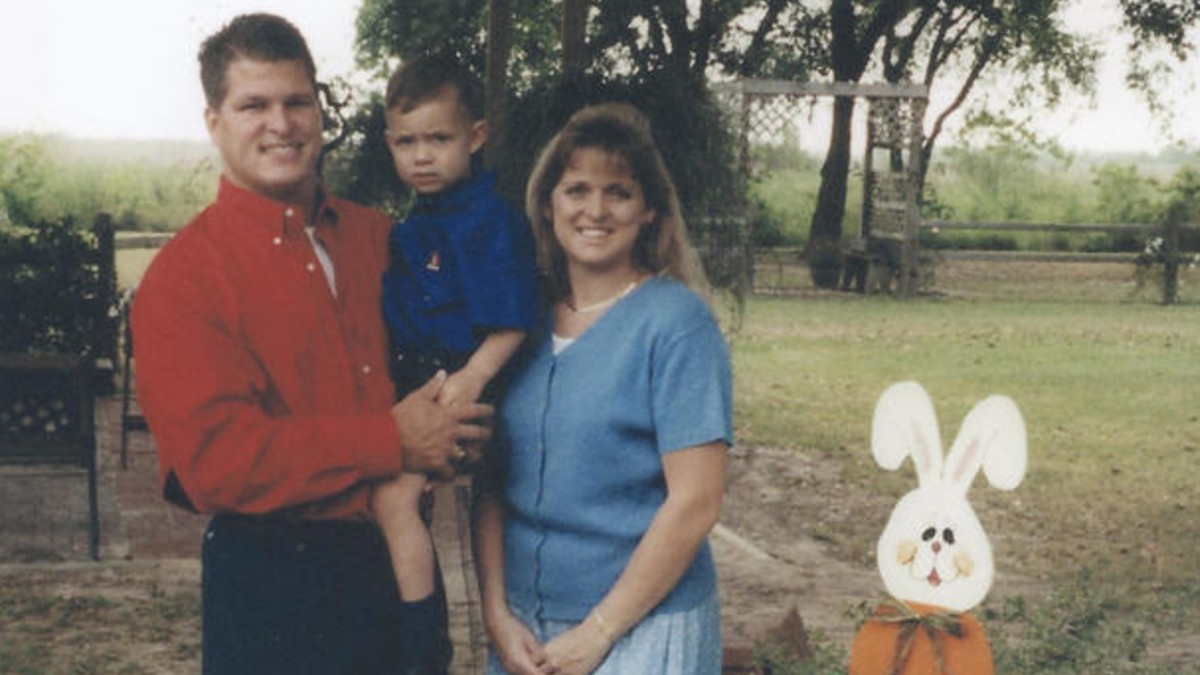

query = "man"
[131,13,489,673]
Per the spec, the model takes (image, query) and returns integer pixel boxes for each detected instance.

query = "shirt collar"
[412,171,495,216]
[216,176,340,239]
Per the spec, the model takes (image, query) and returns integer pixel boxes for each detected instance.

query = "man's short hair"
[385,52,484,120]
[199,13,317,108]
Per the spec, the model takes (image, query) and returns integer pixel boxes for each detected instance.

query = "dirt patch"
[716,444,879,648]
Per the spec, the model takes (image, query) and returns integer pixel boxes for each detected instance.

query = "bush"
[988,571,1170,674]
[0,217,118,373]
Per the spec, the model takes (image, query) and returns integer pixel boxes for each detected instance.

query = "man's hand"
[389,371,493,480]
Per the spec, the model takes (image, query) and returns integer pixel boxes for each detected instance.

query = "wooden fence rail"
[917,219,1199,303]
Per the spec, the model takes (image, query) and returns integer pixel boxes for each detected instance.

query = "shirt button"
[272,236,282,246]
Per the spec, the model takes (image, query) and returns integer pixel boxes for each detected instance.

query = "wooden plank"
[936,250,1137,263]
[712,79,928,99]
[922,220,1200,234]
[115,232,172,250]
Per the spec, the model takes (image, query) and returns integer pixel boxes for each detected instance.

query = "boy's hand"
[438,366,489,407]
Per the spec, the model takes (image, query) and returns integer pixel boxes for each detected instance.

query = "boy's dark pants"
[202,514,451,674]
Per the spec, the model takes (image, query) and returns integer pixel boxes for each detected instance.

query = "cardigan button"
[272,236,282,246]
[306,262,317,273]
[285,207,295,218]
[361,365,372,375]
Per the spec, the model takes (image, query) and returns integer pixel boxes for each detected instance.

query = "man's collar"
[216,176,340,236]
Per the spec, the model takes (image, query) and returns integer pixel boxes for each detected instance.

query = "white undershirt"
[552,334,574,355]
[305,225,337,296]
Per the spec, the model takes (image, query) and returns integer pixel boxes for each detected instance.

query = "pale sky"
[0,1,362,142]
[1,0,1198,154]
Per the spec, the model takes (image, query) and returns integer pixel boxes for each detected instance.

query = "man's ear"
[204,107,219,137]
[469,119,488,155]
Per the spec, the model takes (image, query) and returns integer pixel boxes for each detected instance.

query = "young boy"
[371,53,539,673]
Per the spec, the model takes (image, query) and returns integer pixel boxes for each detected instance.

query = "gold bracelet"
[591,608,617,644]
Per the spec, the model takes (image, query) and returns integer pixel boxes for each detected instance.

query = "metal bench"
[0,352,100,559]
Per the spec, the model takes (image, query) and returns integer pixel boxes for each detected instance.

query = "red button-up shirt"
[132,178,401,520]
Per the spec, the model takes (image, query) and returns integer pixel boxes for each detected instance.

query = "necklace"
[565,280,638,313]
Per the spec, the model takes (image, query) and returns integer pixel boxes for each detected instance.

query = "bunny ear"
[944,394,1027,494]
[872,381,943,488]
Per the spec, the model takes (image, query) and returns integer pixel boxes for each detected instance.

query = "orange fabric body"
[849,601,993,675]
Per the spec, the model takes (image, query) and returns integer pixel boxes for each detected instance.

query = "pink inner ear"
[952,436,983,484]
[912,420,934,474]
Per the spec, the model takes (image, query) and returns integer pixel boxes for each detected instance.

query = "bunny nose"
[932,541,942,553]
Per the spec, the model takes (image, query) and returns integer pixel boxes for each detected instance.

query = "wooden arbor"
[713,79,929,295]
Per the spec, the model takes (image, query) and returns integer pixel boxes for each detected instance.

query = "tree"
[342,0,791,212]
[798,0,1200,287]
[805,0,916,269]
[485,0,516,168]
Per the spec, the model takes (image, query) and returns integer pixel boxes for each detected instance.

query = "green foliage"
[323,97,409,219]
[747,141,871,248]
[0,217,118,362]
[989,571,1171,674]
[0,135,52,226]
[511,71,745,218]
[0,135,216,232]
[354,0,559,83]
[754,634,847,675]
[918,139,1200,253]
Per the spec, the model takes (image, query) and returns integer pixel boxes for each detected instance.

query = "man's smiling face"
[205,57,323,206]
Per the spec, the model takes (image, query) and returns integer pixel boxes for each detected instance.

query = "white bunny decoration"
[850,381,1027,675]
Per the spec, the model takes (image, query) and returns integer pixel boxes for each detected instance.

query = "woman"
[476,102,733,675]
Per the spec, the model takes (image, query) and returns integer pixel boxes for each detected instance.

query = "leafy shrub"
[988,571,1171,674]
[0,217,118,373]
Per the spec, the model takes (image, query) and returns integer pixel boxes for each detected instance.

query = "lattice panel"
[716,90,815,149]
[744,93,813,145]
[869,97,925,149]
[867,174,910,208]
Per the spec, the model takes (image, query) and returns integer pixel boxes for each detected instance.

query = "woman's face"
[548,147,656,277]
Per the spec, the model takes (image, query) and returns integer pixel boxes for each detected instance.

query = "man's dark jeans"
[201,513,449,674]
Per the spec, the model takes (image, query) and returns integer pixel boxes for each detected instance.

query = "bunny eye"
[922,527,937,541]
[943,528,956,545]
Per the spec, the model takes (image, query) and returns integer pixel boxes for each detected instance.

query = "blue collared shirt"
[381,171,538,359]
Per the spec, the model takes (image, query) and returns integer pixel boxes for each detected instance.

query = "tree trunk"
[485,0,514,169]
[562,0,587,73]
[807,94,856,287]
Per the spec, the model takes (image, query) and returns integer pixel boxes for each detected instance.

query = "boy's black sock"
[397,574,452,675]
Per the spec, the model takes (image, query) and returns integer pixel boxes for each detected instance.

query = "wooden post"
[92,213,118,393]
[1162,216,1181,305]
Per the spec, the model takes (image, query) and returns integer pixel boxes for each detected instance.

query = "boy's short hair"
[385,52,484,120]
[199,13,317,109]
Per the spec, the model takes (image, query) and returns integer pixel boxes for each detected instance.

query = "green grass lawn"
[731,292,1200,659]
